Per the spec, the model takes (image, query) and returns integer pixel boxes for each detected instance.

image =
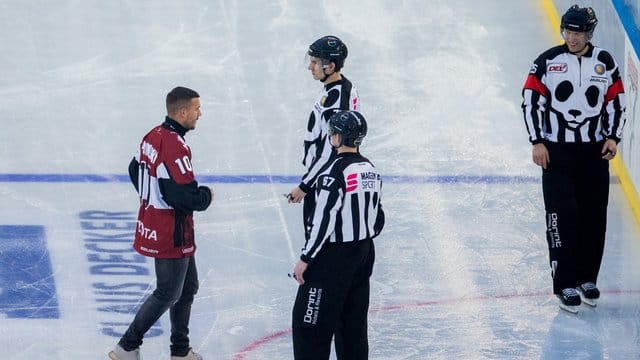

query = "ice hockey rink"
[1,0,640,359]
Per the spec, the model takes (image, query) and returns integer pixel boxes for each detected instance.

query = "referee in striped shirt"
[291,110,384,360]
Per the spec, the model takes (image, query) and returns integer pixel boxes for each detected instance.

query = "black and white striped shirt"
[301,152,384,262]
[299,77,359,193]
[522,44,625,144]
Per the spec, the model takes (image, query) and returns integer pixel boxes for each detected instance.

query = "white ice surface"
[1,1,639,359]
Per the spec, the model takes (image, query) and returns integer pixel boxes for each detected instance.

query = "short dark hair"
[166,86,199,115]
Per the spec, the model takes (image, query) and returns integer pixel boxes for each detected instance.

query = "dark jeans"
[119,256,199,357]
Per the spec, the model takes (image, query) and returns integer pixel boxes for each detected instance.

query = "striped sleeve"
[301,172,344,262]
[604,67,626,142]
[522,59,549,144]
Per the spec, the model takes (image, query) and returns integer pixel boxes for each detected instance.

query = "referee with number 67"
[291,110,384,360]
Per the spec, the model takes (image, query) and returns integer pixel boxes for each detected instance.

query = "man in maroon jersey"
[109,87,213,360]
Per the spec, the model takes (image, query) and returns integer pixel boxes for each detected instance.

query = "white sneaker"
[108,344,142,360]
[171,349,203,360]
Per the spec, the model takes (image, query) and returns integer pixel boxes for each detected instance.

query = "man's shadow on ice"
[539,299,640,359]
[540,306,603,360]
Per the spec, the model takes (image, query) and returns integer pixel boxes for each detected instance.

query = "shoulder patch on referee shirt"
[345,173,358,192]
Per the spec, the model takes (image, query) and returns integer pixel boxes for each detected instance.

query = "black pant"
[292,240,375,360]
[542,141,609,294]
[303,189,347,356]
[119,256,199,356]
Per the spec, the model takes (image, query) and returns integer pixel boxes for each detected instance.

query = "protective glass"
[305,53,331,70]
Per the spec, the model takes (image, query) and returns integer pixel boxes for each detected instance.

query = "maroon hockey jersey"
[129,117,212,258]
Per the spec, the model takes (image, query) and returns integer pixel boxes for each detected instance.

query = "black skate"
[557,288,581,313]
[577,282,600,307]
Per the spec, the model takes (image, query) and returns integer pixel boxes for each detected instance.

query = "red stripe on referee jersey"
[523,74,548,97]
[605,79,624,103]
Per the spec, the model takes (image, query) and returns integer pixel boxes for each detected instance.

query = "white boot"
[170,349,203,360]
[108,344,142,360]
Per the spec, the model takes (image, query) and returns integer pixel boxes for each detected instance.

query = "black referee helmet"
[308,35,348,71]
[328,110,367,148]
[561,4,598,39]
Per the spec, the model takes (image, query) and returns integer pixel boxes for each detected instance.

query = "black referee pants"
[542,141,609,294]
[301,189,347,357]
[292,240,375,360]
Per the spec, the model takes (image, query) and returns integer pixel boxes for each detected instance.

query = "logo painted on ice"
[79,210,161,338]
[0,225,60,319]
[547,63,568,73]
[346,173,358,192]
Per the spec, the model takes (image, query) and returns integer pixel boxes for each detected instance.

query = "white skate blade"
[559,303,579,314]
[581,297,597,307]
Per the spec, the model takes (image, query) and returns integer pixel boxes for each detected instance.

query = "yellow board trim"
[542,0,562,42]
[612,156,640,223]
[541,0,640,224]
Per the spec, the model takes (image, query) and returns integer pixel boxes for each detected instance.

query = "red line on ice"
[231,289,640,359]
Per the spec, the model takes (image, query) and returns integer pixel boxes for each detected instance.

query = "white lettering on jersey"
[141,141,159,164]
[174,156,193,175]
[136,220,157,241]
[139,246,159,254]
[322,176,335,188]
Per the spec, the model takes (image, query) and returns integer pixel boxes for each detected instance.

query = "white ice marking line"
[197,268,215,291]
[217,242,290,263]
[217,0,296,263]
[197,312,220,352]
